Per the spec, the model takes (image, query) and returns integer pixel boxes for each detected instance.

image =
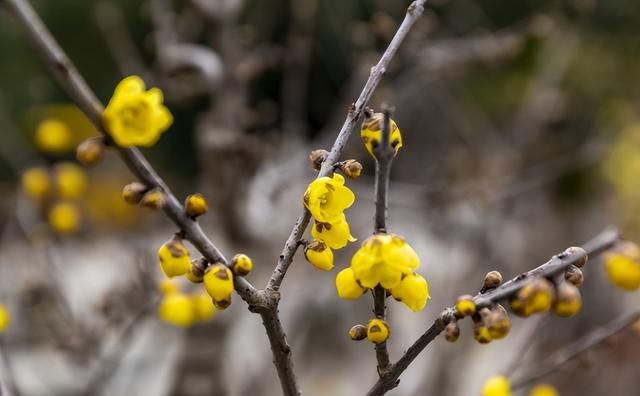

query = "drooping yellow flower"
[366,318,390,344]
[390,272,430,311]
[0,304,10,332]
[203,264,234,304]
[482,375,513,396]
[103,76,173,148]
[22,166,51,200]
[311,214,356,249]
[360,112,403,159]
[158,293,194,327]
[335,267,367,300]
[48,202,81,235]
[35,119,73,154]
[603,251,640,291]
[350,234,419,289]
[528,384,560,396]
[54,162,87,199]
[158,239,191,278]
[304,241,334,271]
[304,173,355,224]
[191,293,217,322]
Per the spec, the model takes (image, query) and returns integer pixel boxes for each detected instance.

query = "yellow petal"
[335,268,367,300]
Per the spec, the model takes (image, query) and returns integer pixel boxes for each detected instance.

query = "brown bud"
[339,159,363,179]
[309,149,329,171]
[483,271,503,290]
[122,182,148,205]
[140,188,166,210]
[185,193,208,217]
[484,304,511,340]
[552,282,582,318]
[214,297,231,310]
[564,265,584,287]
[76,137,104,166]
[349,324,368,341]
[186,258,207,283]
[564,246,588,268]
[444,321,460,342]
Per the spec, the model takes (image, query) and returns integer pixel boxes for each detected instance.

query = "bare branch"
[267,0,430,292]
[511,310,640,390]
[364,227,620,396]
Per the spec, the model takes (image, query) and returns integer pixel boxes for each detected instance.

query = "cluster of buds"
[348,319,391,344]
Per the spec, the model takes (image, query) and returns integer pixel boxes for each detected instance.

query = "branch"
[364,227,621,396]
[511,310,640,390]
[267,0,430,292]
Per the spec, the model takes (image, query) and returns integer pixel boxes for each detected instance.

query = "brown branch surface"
[267,0,430,292]
[365,227,621,396]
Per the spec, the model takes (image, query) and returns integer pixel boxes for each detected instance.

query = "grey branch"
[364,227,621,396]
[267,0,430,292]
[511,310,640,390]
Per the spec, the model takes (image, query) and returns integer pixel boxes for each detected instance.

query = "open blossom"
[311,214,356,249]
[335,267,367,300]
[103,76,173,148]
[360,112,403,159]
[304,173,355,224]
[390,271,430,312]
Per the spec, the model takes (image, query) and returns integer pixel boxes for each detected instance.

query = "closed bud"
[158,238,191,278]
[158,293,194,327]
[232,253,253,276]
[367,318,390,344]
[204,263,234,304]
[141,188,166,209]
[455,295,476,317]
[349,324,368,341]
[564,265,584,287]
[483,271,503,290]
[564,246,588,268]
[444,321,460,342]
[339,159,363,180]
[186,258,207,283]
[122,182,148,205]
[309,149,329,171]
[304,240,334,271]
[483,304,511,340]
[473,317,492,344]
[516,277,555,316]
[185,193,208,217]
[553,282,582,317]
[76,138,105,166]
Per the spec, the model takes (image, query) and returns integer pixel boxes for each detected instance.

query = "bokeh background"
[0,0,639,395]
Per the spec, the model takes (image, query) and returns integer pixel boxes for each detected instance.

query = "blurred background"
[0,0,639,395]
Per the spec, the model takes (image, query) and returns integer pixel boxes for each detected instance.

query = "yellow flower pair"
[482,376,559,396]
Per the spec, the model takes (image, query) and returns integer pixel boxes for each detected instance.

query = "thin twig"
[373,285,391,376]
[267,0,430,292]
[511,310,640,390]
[364,227,621,396]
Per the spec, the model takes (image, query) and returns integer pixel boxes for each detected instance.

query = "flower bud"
[304,241,334,271]
[54,162,87,199]
[140,188,166,210]
[158,238,191,278]
[516,277,555,316]
[444,321,460,342]
[204,263,235,304]
[603,245,640,291]
[191,293,217,322]
[22,166,51,200]
[483,271,503,290]
[232,254,253,276]
[349,324,368,341]
[309,149,329,171]
[564,246,588,268]
[367,318,390,344]
[335,267,367,300]
[552,282,582,317]
[186,258,206,283]
[35,119,73,155]
[158,293,194,327]
[455,295,476,317]
[48,202,81,235]
[122,182,148,205]
[76,138,105,166]
[473,318,492,344]
[481,375,511,396]
[185,193,208,217]
[564,265,584,287]
[339,159,363,180]
[483,305,511,340]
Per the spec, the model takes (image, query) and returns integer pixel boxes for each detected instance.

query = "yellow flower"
[360,112,403,159]
[311,214,356,249]
[158,239,191,278]
[158,293,194,327]
[304,241,334,271]
[603,252,640,291]
[335,268,367,300]
[482,375,513,396]
[203,264,235,303]
[232,254,253,276]
[54,162,87,199]
[22,166,51,200]
[191,293,217,322]
[455,295,476,317]
[35,119,73,154]
[366,318,390,344]
[185,193,208,217]
[390,272,430,311]
[0,304,10,332]
[350,234,419,289]
[103,76,173,148]
[48,202,81,235]
[528,384,559,396]
[304,173,355,223]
